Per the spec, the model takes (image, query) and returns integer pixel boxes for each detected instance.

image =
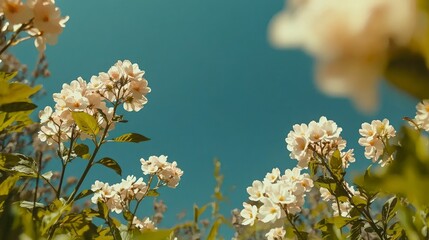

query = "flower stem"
[316,152,385,239]
[0,21,31,55]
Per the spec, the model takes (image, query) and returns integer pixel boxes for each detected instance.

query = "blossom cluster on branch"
[0,0,69,53]
[38,60,150,145]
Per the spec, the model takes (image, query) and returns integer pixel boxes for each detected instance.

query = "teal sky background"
[14,0,418,236]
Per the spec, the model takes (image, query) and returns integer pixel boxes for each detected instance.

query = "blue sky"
[14,0,418,236]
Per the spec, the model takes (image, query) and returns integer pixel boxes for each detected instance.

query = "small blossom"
[414,100,429,131]
[265,227,286,240]
[246,180,264,201]
[258,198,283,223]
[240,202,258,226]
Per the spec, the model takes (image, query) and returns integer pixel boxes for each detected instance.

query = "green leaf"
[193,204,209,223]
[329,150,344,179]
[97,200,109,219]
[315,177,337,192]
[385,50,429,100]
[136,229,173,240]
[0,102,37,112]
[309,161,318,178]
[74,143,90,159]
[96,157,122,176]
[111,133,150,143]
[146,189,160,197]
[349,220,364,240]
[75,189,94,201]
[123,210,133,222]
[382,197,398,224]
[207,218,223,240]
[351,195,367,208]
[71,111,99,136]
[0,175,19,196]
[0,82,41,105]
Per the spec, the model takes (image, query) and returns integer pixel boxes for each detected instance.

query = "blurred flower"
[265,227,286,240]
[1,0,33,25]
[269,0,417,112]
[414,100,429,131]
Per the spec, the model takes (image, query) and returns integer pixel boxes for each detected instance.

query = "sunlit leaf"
[97,200,109,219]
[71,111,99,136]
[110,133,150,143]
[382,197,398,224]
[0,102,37,112]
[0,175,19,196]
[96,157,122,176]
[385,50,429,100]
[135,229,173,240]
[146,189,160,197]
[75,189,94,201]
[74,143,90,159]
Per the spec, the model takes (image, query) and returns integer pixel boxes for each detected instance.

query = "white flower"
[158,161,183,188]
[358,119,396,166]
[332,201,352,217]
[258,198,284,223]
[415,100,429,131]
[2,0,32,24]
[266,182,296,205]
[264,168,281,183]
[240,202,258,226]
[246,180,265,201]
[132,217,157,231]
[265,227,286,240]
[39,106,53,123]
[319,187,334,201]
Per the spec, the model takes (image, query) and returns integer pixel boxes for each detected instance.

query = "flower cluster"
[91,155,183,214]
[91,175,148,214]
[413,100,429,132]
[240,167,313,226]
[286,116,354,169]
[140,155,184,188]
[358,119,396,166]
[269,0,418,112]
[38,60,150,145]
[0,0,69,52]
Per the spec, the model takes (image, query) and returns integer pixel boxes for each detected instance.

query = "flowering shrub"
[234,104,429,239]
[2,0,429,239]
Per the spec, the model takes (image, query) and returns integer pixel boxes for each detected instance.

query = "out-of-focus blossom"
[265,227,286,240]
[132,217,157,231]
[1,0,33,24]
[414,100,429,131]
[269,0,417,112]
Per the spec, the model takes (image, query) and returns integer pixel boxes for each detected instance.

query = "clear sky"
[14,0,418,236]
